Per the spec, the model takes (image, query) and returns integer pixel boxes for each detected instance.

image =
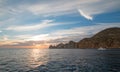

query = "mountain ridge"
[49,27,120,49]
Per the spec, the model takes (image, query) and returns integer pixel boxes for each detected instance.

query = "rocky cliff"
[49,27,120,49]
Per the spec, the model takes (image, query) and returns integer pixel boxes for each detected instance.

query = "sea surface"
[0,48,120,72]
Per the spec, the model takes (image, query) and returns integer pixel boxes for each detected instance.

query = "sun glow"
[27,34,49,41]
[33,43,49,49]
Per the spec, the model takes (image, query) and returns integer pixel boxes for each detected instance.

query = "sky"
[0,0,120,48]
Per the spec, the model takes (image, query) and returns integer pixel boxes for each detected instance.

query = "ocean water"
[0,48,120,72]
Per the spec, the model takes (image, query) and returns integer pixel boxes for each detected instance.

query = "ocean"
[0,48,120,72]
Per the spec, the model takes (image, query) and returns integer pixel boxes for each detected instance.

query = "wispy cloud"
[26,34,49,41]
[54,23,120,36]
[49,23,120,42]
[6,20,54,31]
[23,0,94,16]
[3,35,8,41]
[1,22,120,48]
[1,0,119,17]
[15,34,50,41]
[11,23,120,42]
[6,19,79,31]
[78,9,92,20]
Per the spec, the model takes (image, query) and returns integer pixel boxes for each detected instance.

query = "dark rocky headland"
[49,27,120,49]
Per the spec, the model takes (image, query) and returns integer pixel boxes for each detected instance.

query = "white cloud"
[1,22,120,47]
[14,34,33,39]
[78,0,120,17]
[16,0,119,17]
[56,23,120,35]
[3,35,8,41]
[26,34,49,41]
[23,0,97,16]
[27,4,49,15]
[78,9,92,20]
[15,22,118,43]
[15,33,63,41]
[6,20,55,31]
[0,0,119,21]
[14,22,120,42]
[6,19,79,31]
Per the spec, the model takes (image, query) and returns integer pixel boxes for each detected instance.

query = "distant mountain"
[49,41,78,49]
[49,27,120,49]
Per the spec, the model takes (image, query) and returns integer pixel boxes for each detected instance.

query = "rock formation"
[49,27,120,49]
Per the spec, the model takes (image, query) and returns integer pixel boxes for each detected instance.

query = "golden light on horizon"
[27,34,49,41]
[33,43,49,49]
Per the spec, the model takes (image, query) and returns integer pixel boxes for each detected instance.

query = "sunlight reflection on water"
[27,49,49,68]
[0,48,49,72]
[0,48,120,72]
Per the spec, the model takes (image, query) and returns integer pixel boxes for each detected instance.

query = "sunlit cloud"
[0,40,21,46]
[26,34,49,41]
[78,9,92,20]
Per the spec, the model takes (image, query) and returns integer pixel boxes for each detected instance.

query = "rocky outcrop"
[49,27,120,49]
[78,27,120,48]
[49,41,79,49]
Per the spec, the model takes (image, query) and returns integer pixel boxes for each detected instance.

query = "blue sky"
[0,0,120,48]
